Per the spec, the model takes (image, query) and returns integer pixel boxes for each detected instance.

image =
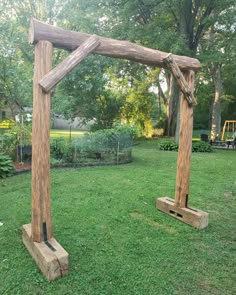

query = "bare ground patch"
[130,212,177,233]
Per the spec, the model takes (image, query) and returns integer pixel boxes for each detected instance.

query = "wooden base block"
[23,224,69,281]
[157,197,208,229]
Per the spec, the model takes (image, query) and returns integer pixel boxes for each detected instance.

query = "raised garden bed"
[13,152,132,174]
[13,162,31,173]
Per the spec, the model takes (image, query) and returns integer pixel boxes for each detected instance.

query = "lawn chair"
[226,133,236,150]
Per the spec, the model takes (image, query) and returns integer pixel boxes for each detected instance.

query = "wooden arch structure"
[23,18,208,281]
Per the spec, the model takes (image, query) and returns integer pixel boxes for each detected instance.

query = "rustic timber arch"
[23,18,208,281]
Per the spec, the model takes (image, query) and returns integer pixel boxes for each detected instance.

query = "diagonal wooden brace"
[39,35,100,93]
[164,53,197,106]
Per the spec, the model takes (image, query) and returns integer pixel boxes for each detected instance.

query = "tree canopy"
[0,0,235,136]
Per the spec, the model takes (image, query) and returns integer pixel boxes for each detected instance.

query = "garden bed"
[13,162,31,173]
[13,153,132,174]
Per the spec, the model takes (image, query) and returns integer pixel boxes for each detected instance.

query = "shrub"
[50,138,75,163]
[50,138,67,160]
[159,139,213,153]
[63,144,75,162]
[50,157,63,165]
[0,153,15,178]
[0,132,16,156]
[113,124,138,140]
[50,125,134,164]
[192,141,213,152]
[74,125,134,156]
[159,140,178,151]
[0,123,32,160]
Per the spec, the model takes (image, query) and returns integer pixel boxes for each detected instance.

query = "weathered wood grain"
[31,40,53,242]
[29,18,201,71]
[164,53,197,106]
[23,224,69,281]
[157,197,208,229]
[174,71,195,208]
[39,35,100,93]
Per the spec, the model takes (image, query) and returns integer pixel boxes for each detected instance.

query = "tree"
[0,15,33,116]
[1,0,235,137]
[0,0,70,115]
[198,2,236,139]
[72,0,221,137]
[52,54,126,129]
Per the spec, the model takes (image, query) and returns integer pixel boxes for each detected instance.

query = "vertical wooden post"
[157,70,208,229]
[23,40,69,281]
[31,40,53,242]
[174,71,194,208]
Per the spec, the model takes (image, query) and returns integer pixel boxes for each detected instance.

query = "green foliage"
[91,92,125,130]
[0,153,15,178]
[1,0,236,144]
[121,75,157,137]
[50,125,134,163]
[0,119,15,129]
[0,6,33,111]
[0,123,32,159]
[113,123,139,140]
[0,132,16,156]
[10,123,32,146]
[159,139,213,153]
[192,141,213,153]
[74,125,134,155]
[53,55,123,129]
[50,138,67,160]
[50,138,75,163]
[50,157,63,166]
[159,140,178,151]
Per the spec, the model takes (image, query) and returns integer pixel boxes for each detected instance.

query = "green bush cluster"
[75,126,134,154]
[192,141,213,152]
[50,138,75,163]
[0,153,15,179]
[0,123,32,160]
[159,139,213,153]
[159,140,178,151]
[0,132,16,156]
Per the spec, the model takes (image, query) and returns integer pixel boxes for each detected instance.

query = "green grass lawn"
[50,129,85,139]
[0,140,235,294]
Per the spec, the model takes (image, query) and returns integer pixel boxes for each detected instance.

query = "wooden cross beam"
[23,18,208,283]
[39,35,100,93]
[164,53,197,106]
[29,18,201,72]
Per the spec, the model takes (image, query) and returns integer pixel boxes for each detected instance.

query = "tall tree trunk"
[208,101,213,130]
[211,65,223,140]
[167,76,180,136]
[161,72,179,136]
[175,98,181,143]
[169,1,214,139]
[156,73,165,117]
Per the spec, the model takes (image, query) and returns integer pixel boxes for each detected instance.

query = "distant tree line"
[0,0,235,139]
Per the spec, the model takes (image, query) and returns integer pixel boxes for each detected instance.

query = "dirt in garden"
[13,162,31,170]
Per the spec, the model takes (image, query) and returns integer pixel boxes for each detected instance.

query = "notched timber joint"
[164,53,197,107]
